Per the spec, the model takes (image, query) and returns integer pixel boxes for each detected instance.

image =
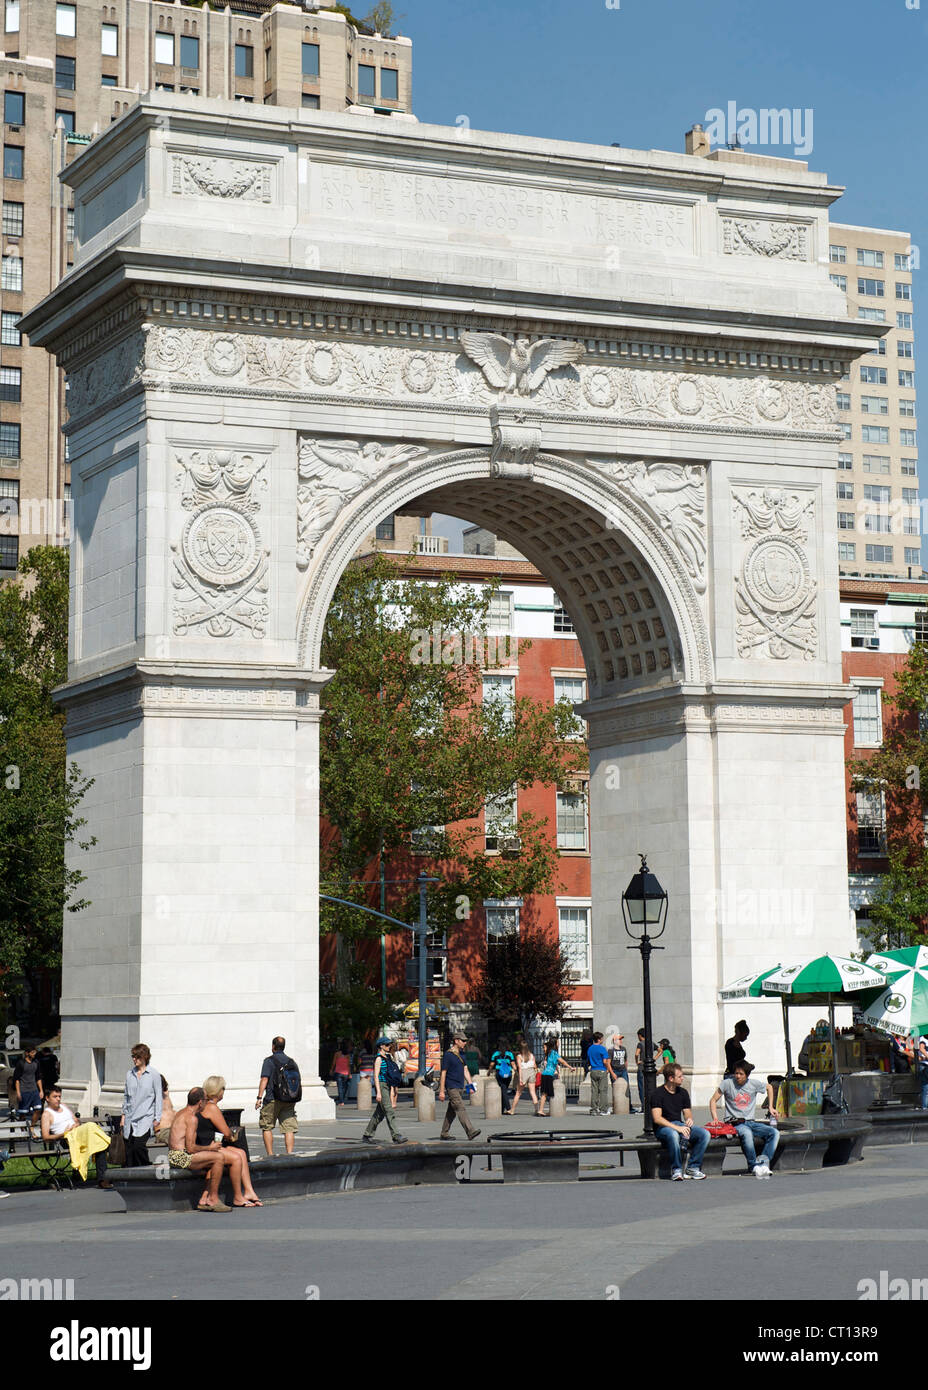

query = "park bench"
[0,1121,75,1191]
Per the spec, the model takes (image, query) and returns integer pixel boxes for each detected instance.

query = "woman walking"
[510,1041,538,1115]
[536,1037,569,1117]
[330,1040,353,1107]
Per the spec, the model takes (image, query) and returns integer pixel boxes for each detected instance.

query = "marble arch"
[23,97,877,1110]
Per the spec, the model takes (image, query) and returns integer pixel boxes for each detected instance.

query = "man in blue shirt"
[438,1032,481,1142]
[121,1043,162,1166]
[587,1032,616,1116]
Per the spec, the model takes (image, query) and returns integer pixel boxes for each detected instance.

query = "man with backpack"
[489,1038,515,1115]
[256,1036,302,1155]
[361,1037,408,1145]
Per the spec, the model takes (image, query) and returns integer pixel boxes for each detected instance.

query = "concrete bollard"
[469,1074,486,1108]
[612,1077,630,1116]
[577,1076,591,1111]
[550,1080,567,1118]
[356,1077,372,1113]
[484,1078,502,1120]
[415,1079,435,1122]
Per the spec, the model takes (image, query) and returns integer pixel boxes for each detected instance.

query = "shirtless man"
[169,1088,230,1212]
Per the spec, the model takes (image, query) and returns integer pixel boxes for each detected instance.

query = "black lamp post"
[622,853,668,1138]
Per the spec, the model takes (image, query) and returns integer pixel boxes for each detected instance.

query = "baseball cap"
[376,1036,391,1047]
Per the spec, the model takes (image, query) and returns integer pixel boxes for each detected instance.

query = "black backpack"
[274,1053,302,1103]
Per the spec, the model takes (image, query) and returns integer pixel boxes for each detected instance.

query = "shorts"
[17,1089,42,1114]
[260,1100,298,1134]
[540,1075,555,1099]
[168,1149,191,1169]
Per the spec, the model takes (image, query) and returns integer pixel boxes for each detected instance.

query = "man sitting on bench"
[709,1061,778,1179]
[651,1062,709,1180]
[168,1088,230,1213]
[40,1086,112,1189]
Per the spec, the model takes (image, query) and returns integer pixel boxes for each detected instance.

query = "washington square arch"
[23,95,879,1115]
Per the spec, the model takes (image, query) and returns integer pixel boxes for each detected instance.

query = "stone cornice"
[583,681,850,745]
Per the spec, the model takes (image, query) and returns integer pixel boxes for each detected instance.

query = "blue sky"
[392,0,926,548]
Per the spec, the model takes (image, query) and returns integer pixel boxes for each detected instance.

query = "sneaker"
[756,1163,772,1178]
[361,1134,376,1144]
[467,1129,482,1142]
[685,1168,707,1181]
[671,1168,684,1181]
[438,1134,454,1142]
[392,1136,409,1145]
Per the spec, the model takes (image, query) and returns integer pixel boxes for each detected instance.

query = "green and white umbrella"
[761,953,886,1002]
[718,966,782,1002]
[861,948,928,1038]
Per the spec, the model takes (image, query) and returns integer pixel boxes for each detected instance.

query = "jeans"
[734,1119,779,1169]
[637,1070,646,1111]
[590,1070,610,1113]
[364,1090,400,1140]
[919,1068,928,1110]
[441,1088,478,1139]
[335,1073,351,1105]
[657,1123,709,1172]
[497,1074,512,1112]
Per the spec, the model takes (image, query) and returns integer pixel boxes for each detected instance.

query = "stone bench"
[642,1120,870,1179]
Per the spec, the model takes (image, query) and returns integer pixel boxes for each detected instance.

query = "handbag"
[107,1131,126,1166]
[222,1125,250,1158]
[535,1071,542,1088]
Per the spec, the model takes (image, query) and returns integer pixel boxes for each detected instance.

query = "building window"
[3,90,24,124]
[1,310,21,344]
[0,366,20,401]
[101,22,117,56]
[234,44,253,78]
[829,244,846,263]
[55,109,75,133]
[558,904,591,980]
[66,206,74,240]
[897,312,913,330]
[895,252,912,271]
[902,458,918,476]
[874,338,887,356]
[896,282,913,301]
[861,426,889,444]
[0,534,18,571]
[860,395,888,415]
[484,785,517,852]
[553,675,587,730]
[483,673,515,725]
[301,93,320,108]
[856,790,886,857]
[2,143,21,177]
[839,422,852,440]
[862,454,890,474]
[381,67,398,101]
[302,42,319,77]
[1,253,22,291]
[852,685,882,746]
[55,2,75,35]
[1,199,22,236]
[865,514,892,534]
[556,789,588,851]
[264,46,271,80]
[860,366,887,384]
[857,278,884,297]
[906,548,921,568]
[836,481,854,500]
[863,484,891,504]
[865,544,893,564]
[903,515,919,536]
[900,370,916,389]
[838,453,853,471]
[830,274,847,292]
[553,601,574,634]
[55,56,75,90]
[0,477,18,501]
[858,307,886,322]
[900,400,917,419]
[154,31,174,65]
[180,34,199,68]
[901,430,918,448]
[903,488,919,505]
[836,392,851,411]
[101,74,117,87]
[838,542,856,562]
[374,513,394,541]
[898,340,915,359]
[857,248,884,268]
[5,0,19,32]
[485,589,513,633]
[358,63,375,97]
[485,901,519,950]
[0,422,20,456]
[837,512,855,530]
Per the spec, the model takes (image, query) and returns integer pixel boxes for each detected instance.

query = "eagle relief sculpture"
[460,332,584,398]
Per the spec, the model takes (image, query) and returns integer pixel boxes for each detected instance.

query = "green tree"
[848,640,928,950]
[363,2,402,36]
[0,547,94,980]
[472,928,575,1033]
[319,552,586,1020]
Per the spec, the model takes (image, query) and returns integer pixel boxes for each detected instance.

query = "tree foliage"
[0,547,94,976]
[318,552,586,1009]
[848,640,928,950]
[472,928,575,1032]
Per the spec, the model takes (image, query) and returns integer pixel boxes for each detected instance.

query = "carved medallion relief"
[732,486,817,661]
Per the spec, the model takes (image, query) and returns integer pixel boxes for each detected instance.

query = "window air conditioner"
[499,835,522,855]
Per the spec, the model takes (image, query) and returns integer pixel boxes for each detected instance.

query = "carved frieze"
[721,217,809,261]
[296,438,428,569]
[171,449,270,639]
[460,332,584,398]
[732,486,817,661]
[171,155,273,203]
[67,332,146,416]
[603,459,707,594]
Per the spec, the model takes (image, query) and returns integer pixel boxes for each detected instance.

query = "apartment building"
[0,0,412,570]
[829,224,919,581]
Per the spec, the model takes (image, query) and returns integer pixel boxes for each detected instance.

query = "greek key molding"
[732,486,818,662]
